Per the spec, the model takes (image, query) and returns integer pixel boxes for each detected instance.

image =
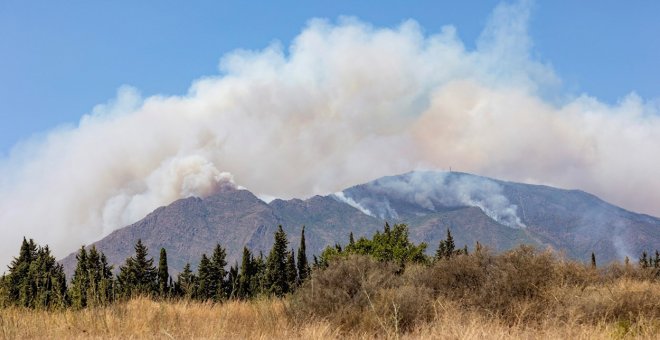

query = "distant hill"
[60,171,660,276]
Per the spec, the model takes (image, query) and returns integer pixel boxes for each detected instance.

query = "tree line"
[1,222,658,310]
[0,225,310,309]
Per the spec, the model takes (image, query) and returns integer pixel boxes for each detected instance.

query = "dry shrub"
[290,255,400,332]
[567,279,660,323]
[374,285,434,332]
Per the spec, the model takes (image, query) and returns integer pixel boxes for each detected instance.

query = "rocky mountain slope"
[60,171,660,276]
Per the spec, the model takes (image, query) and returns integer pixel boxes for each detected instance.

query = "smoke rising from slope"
[335,171,526,228]
[1,1,659,267]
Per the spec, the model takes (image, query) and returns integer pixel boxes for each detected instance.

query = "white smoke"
[1,1,659,268]
[338,171,526,228]
[333,191,375,218]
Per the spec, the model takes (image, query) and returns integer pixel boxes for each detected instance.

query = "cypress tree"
[654,250,660,269]
[197,254,212,300]
[445,229,455,257]
[98,252,114,305]
[70,246,89,308]
[296,227,310,284]
[227,262,239,299]
[591,252,597,268]
[117,239,157,297]
[237,247,254,299]
[253,252,266,296]
[210,244,227,301]
[285,249,297,292]
[265,225,289,297]
[158,248,169,297]
[86,246,102,306]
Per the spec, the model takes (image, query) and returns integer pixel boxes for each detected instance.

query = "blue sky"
[2,0,660,264]
[1,0,658,154]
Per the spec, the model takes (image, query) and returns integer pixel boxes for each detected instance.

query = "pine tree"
[30,245,68,309]
[285,249,297,293]
[117,239,157,297]
[445,229,455,257]
[197,254,212,300]
[265,225,289,297]
[210,244,227,301]
[435,228,456,260]
[227,262,239,299]
[237,247,254,299]
[70,246,89,308]
[6,238,37,306]
[654,250,660,269]
[158,248,169,297]
[98,252,114,305]
[175,263,197,299]
[3,239,67,309]
[296,226,310,284]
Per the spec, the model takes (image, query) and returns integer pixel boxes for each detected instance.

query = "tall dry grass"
[2,246,660,339]
[0,297,342,339]
[1,294,658,339]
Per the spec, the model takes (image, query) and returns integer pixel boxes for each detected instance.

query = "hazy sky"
[1,1,658,154]
[0,1,659,266]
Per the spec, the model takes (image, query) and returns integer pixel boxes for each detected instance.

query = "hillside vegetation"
[1,223,659,338]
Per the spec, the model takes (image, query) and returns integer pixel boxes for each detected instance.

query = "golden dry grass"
[1,288,658,340]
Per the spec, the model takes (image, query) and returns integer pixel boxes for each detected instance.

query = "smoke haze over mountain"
[1,1,659,268]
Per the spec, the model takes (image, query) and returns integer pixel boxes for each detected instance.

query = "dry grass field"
[1,281,658,339]
[2,248,660,339]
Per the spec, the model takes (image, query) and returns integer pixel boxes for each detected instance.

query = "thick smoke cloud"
[1,1,659,268]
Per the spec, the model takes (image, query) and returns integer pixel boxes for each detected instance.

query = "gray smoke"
[0,1,659,269]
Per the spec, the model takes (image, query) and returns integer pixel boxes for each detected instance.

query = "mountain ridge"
[60,170,660,276]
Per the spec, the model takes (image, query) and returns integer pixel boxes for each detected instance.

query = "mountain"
[60,171,660,276]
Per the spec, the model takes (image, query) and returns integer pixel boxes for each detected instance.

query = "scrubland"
[2,246,659,339]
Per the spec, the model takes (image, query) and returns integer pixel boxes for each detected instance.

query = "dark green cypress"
[445,229,455,257]
[210,244,227,301]
[98,252,114,305]
[237,247,254,299]
[158,248,169,297]
[296,227,310,284]
[227,262,239,299]
[285,249,297,293]
[265,225,289,297]
[70,246,89,308]
[591,252,597,268]
[197,254,212,300]
[253,252,266,296]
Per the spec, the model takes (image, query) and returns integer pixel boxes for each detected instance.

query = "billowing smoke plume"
[1,1,659,268]
[335,171,526,228]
